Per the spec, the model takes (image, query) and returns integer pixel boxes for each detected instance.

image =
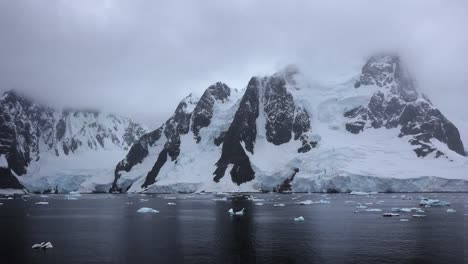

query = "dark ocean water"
[0,193,466,264]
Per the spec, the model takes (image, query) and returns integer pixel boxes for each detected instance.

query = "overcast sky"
[0,0,467,131]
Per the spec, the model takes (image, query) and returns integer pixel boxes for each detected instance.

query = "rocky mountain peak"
[346,54,465,157]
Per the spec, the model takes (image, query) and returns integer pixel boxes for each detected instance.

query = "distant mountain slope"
[0,91,146,192]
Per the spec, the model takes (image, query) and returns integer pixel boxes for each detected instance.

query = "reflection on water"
[0,193,466,264]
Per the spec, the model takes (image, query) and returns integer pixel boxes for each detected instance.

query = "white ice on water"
[294,216,305,222]
[32,242,53,249]
[137,207,159,214]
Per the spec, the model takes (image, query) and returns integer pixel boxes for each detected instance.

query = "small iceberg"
[383,213,400,217]
[32,242,53,249]
[137,207,159,214]
[68,191,82,197]
[419,198,450,207]
[273,203,285,207]
[294,216,305,222]
[167,202,176,206]
[65,195,78,200]
[228,208,245,216]
[349,191,377,196]
[255,203,264,206]
[400,219,410,222]
[412,214,426,218]
[365,208,382,212]
[446,209,457,213]
[299,200,313,205]
[212,197,228,201]
[355,204,368,209]
[139,199,149,202]
[35,202,49,205]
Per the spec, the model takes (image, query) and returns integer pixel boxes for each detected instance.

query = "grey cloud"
[0,0,467,130]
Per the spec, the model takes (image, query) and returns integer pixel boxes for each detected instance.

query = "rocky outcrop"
[213,78,259,185]
[191,82,230,142]
[345,54,465,157]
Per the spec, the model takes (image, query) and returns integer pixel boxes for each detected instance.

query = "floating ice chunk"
[35,202,49,205]
[167,202,176,206]
[212,197,227,201]
[400,219,410,222]
[32,242,53,249]
[235,208,245,216]
[228,208,244,216]
[139,199,149,202]
[365,208,382,212]
[419,198,450,207]
[355,204,367,209]
[294,216,305,222]
[446,209,457,213]
[126,202,133,205]
[412,214,426,218]
[383,213,400,217]
[65,195,78,200]
[250,198,265,202]
[0,203,3,205]
[273,203,285,207]
[365,203,373,205]
[349,191,377,196]
[7,197,13,200]
[68,191,81,197]
[299,200,313,205]
[316,199,330,204]
[255,203,264,206]
[137,207,159,214]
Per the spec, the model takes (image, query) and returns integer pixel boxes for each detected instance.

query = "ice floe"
[383,213,400,217]
[400,219,410,222]
[419,198,450,207]
[273,203,286,207]
[365,208,382,212]
[412,214,426,218]
[32,242,53,249]
[167,202,176,205]
[294,216,305,222]
[228,208,245,216]
[446,209,457,213]
[255,203,264,206]
[137,207,159,213]
[35,202,49,205]
[349,191,378,196]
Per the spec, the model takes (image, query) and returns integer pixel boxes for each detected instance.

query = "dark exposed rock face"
[345,54,465,157]
[191,82,230,142]
[213,71,314,185]
[213,78,259,185]
[0,90,146,189]
[263,75,295,145]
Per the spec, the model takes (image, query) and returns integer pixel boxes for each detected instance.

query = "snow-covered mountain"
[0,91,146,192]
[112,54,468,193]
